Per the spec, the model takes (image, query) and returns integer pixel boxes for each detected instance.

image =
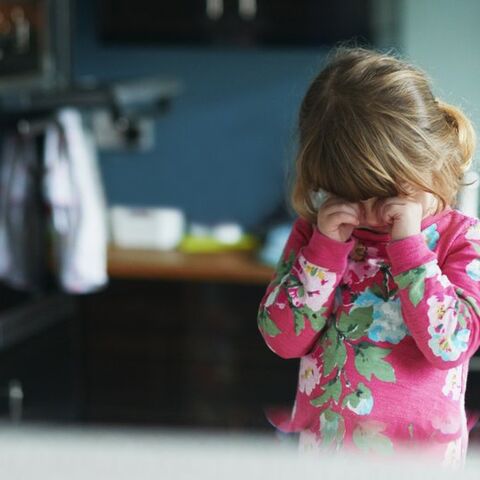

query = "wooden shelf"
[108,246,275,284]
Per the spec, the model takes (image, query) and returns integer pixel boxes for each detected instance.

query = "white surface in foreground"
[0,424,479,479]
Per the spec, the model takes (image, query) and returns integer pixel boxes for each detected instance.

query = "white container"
[110,206,185,250]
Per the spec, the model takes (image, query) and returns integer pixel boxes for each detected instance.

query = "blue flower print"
[352,396,374,415]
[422,223,439,250]
[428,328,470,361]
[353,289,409,344]
[466,258,480,281]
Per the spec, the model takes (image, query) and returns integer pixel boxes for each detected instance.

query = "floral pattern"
[353,289,408,344]
[319,409,345,449]
[342,383,374,415]
[442,438,463,468]
[431,414,462,435]
[466,258,480,281]
[426,295,470,361]
[442,366,463,401]
[258,212,478,465]
[422,223,440,250]
[352,420,394,454]
[344,242,382,283]
[298,355,322,395]
[298,429,322,454]
[293,255,337,312]
[465,221,480,240]
[258,251,333,337]
[465,222,480,280]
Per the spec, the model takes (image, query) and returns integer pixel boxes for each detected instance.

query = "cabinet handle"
[238,0,257,20]
[206,0,223,20]
[8,380,23,423]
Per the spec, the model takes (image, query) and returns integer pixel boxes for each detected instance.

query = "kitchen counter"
[107,246,275,284]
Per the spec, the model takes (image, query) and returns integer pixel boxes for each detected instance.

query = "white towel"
[44,109,108,293]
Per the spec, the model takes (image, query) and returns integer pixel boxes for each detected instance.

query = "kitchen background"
[0,0,479,457]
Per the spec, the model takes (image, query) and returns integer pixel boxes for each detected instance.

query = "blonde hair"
[291,45,477,224]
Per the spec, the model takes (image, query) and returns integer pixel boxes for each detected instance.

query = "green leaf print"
[321,325,347,377]
[353,342,396,382]
[310,376,342,408]
[259,248,330,337]
[274,249,296,284]
[341,382,373,411]
[457,304,469,329]
[352,421,394,455]
[293,309,305,335]
[456,287,480,316]
[394,267,427,307]
[257,309,281,337]
[337,307,374,340]
[320,409,345,449]
[370,283,386,301]
[304,306,327,332]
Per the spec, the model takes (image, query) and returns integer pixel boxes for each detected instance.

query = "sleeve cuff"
[302,228,355,272]
[386,233,437,276]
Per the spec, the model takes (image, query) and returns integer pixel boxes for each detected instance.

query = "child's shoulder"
[436,208,480,251]
[441,208,479,235]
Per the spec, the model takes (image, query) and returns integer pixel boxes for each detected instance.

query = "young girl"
[257,46,480,467]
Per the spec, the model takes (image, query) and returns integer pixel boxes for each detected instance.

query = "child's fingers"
[322,202,360,219]
[380,202,403,223]
[326,212,360,227]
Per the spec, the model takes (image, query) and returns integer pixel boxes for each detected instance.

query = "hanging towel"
[43,108,108,293]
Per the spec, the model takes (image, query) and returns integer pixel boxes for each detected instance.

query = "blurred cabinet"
[99,0,376,47]
[0,316,82,423]
[79,279,299,429]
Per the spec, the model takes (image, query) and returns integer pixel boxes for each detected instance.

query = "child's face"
[357,191,437,232]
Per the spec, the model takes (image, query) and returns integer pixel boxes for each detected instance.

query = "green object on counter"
[178,234,259,253]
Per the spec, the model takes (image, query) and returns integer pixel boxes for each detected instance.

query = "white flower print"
[344,242,382,284]
[442,366,463,401]
[293,255,337,312]
[442,438,463,468]
[424,260,451,288]
[298,355,321,395]
[431,414,462,435]
[426,295,470,361]
[465,221,480,240]
[287,285,305,308]
[298,429,321,455]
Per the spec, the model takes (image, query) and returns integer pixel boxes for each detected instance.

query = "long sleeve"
[386,219,480,370]
[257,217,355,359]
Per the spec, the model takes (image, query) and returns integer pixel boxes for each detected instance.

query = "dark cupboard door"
[99,0,215,44]
[99,0,375,47]
[247,0,373,46]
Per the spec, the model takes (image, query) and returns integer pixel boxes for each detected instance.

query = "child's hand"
[379,196,424,241]
[317,195,361,242]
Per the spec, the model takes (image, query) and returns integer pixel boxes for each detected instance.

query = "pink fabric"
[257,207,480,465]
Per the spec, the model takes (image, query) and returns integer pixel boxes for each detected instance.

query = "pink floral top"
[257,207,480,466]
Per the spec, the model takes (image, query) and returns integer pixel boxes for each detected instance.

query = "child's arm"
[257,217,355,359]
[386,219,480,369]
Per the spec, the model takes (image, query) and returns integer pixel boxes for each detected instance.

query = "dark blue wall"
[74,0,328,229]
